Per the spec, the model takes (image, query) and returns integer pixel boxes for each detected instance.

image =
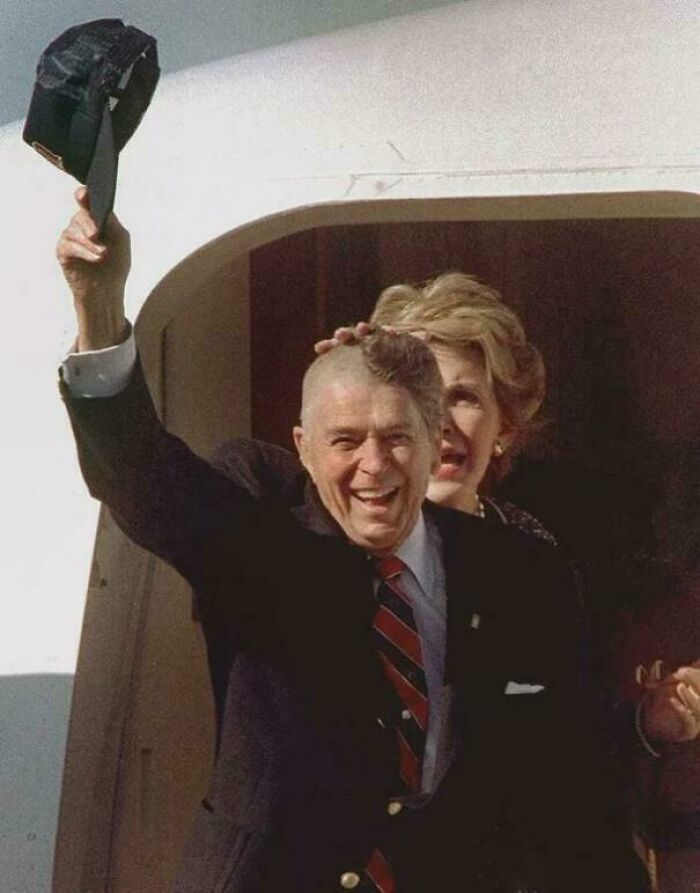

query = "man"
[57,189,647,891]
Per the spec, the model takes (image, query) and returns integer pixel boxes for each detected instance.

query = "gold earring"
[493,440,504,457]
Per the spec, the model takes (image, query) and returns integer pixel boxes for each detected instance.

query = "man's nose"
[358,438,388,474]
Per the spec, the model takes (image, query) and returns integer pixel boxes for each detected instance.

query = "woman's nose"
[441,409,456,435]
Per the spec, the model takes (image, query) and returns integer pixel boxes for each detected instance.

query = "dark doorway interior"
[250,217,699,673]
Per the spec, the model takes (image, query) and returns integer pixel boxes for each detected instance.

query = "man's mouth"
[352,486,399,507]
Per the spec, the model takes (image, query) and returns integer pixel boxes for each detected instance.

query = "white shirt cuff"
[61,326,137,398]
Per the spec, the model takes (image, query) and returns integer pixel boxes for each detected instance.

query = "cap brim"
[86,105,118,236]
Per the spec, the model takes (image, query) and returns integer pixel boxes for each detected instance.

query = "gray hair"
[300,329,443,435]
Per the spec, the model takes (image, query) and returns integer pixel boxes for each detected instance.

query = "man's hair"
[371,272,546,459]
[300,330,443,434]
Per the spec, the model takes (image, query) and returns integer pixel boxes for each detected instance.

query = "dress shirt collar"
[395,510,432,596]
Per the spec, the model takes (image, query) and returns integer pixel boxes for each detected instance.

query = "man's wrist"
[74,298,128,351]
[62,321,136,398]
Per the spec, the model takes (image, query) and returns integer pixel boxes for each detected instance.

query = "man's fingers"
[61,219,105,254]
[57,234,105,265]
[57,212,109,264]
[74,187,120,242]
[62,206,102,245]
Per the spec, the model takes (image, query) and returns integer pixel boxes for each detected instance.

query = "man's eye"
[331,437,357,448]
[388,433,411,446]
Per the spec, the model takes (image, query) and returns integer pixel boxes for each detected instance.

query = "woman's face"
[427,342,508,512]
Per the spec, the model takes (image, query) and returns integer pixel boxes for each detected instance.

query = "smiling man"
[56,190,647,892]
[293,345,440,557]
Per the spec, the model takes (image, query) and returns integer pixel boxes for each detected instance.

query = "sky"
[2,0,460,127]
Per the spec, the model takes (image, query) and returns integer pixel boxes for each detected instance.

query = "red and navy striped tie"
[373,555,428,792]
[364,555,428,892]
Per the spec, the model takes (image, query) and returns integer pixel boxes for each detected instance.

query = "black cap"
[23,19,159,232]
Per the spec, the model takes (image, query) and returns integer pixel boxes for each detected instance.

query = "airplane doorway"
[55,208,700,892]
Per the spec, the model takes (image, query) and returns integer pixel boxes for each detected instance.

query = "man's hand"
[641,661,700,747]
[57,187,131,351]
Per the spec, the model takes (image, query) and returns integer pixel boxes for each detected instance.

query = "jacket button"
[387,800,403,816]
[400,708,411,721]
[340,871,361,889]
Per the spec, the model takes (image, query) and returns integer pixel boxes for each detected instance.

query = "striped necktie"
[362,556,429,893]
[373,555,428,793]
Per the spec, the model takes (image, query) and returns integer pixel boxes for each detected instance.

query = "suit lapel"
[427,502,510,702]
[290,484,512,717]
[294,489,513,699]
[291,478,424,725]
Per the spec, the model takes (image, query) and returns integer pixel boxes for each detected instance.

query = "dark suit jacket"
[63,366,647,893]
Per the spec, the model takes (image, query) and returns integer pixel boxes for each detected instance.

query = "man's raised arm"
[57,186,131,352]
[53,190,296,619]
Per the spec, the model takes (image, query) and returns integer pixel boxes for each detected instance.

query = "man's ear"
[293,425,310,473]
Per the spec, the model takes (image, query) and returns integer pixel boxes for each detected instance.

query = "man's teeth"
[354,488,396,502]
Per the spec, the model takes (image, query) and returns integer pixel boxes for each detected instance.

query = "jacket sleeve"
[60,358,313,637]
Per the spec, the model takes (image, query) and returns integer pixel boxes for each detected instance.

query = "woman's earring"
[493,440,504,457]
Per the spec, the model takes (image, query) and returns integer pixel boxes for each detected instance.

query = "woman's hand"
[313,322,374,355]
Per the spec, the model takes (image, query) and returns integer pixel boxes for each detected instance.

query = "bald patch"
[300,346,371,428]
[296,329,444,439]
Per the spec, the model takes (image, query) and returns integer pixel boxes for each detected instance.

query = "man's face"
[293,374,439,556]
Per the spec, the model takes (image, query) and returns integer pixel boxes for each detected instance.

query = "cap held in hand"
[23,19,159,232]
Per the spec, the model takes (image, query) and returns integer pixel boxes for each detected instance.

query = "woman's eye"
[452,388,481,407]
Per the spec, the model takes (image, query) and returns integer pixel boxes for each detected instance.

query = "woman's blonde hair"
[371,272,546,466]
